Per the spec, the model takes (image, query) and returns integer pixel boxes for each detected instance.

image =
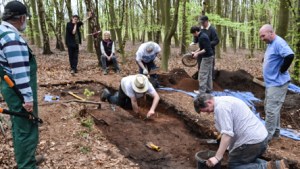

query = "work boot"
[103,69,108,75]
[101,88,111,102]
[36,155,46,165]
[71,70,75,74]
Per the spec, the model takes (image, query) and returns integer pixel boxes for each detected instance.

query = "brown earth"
[0,40,299,169]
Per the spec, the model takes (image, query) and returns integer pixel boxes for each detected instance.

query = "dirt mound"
[215,69,265,99]
[159,68,191,87]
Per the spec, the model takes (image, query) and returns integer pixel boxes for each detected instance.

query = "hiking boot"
[115,69,120,74]
[71,70,75,74]
[36,155,46,165]
[101,88,111,102]
[103,69,108,75]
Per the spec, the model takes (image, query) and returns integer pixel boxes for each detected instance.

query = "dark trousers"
[108,85,132,109]
[101,55,119,71]
[228,138,268,169]
[68,45,79,71]
[137,60,158,79]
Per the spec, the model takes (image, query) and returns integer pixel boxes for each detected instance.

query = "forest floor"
[0,40,299,169]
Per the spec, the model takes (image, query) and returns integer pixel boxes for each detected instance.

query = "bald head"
[259,24,276,43]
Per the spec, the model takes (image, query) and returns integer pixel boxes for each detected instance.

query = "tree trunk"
[108,0,125,61]
[130,0,136,45]
[239,0,246,49]
[249,0,254,58]
[180,0,187,54]
[229,0,237,53]
[37,0,52,54]
[276,0,289,39]
[162,0,180,71]
[23,1,34,44]
[222,0,228,52]
[84,0,102,64]
[155,0,162,43]
[52,0,65,51]
[30,0,42,48]
[65,0,73,21]
[293,0,300,81]
[215,0,221,58]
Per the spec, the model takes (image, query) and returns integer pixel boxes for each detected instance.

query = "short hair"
[72,15,79,19]
[190,26,200,33]
[193,93,213,113]
[103,31,111,36]
[199,15,209,23]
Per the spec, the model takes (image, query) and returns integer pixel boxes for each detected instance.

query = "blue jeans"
[101,55,119,71]
[264,82,289,140]
[137,60,158,79]
[228,138,268,169]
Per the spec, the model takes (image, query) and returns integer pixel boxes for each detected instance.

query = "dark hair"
[193,93,213,113]
[72,15,80,19]
[190,26,200,33]
[199,15,209,22]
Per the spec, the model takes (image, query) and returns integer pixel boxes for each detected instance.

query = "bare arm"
[147,92,160,117]
[206,134,232,167]
[130,97,139,113]
[72,24,77,35]
[137,60,146,70]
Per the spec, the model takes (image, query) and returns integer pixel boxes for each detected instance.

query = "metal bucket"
[195,150,221,169]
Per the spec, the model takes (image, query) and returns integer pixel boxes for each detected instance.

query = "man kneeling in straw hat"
[101,74,160,118]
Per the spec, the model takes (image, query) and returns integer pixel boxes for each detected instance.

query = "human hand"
[206,157,219,168]
[23,102,33,112]
[192,52,197,58]
[143,69,149,75]
[146,110,155,118]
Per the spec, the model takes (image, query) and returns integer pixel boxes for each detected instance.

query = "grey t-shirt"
[214,96,268,152]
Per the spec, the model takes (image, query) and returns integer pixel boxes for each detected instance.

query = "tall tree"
[108,0,125,60]
[65,0,72,21]
[129,0,136,45]
[180,0,188,54]
[30,0,42,47]
[84,0,102,64]
[23,0,34,44]
[249,0,255,58]
[48,0,65,51]
[215,0,221,58]
[276,0,289,38]
[293,0,300,81]
[37,0,52,54]
[161,0,180,71]
[154,0,162,43]
[229,0,237,53]
[222,0,228,52]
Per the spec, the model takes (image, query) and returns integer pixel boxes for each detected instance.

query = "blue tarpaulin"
[158,83,300,141]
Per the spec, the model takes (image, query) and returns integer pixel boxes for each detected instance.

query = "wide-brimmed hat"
[2,1,31,21]
[132,74,149,93]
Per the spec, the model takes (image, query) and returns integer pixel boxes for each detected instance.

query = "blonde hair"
[103,31,111,37]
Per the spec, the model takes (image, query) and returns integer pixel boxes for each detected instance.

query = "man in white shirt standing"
[101,74,160,118]
[193,93,288,169]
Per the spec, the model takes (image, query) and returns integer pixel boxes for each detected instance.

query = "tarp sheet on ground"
[158,83,300,141]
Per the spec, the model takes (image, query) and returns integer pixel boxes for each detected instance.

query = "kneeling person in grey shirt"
[193,93,288,169]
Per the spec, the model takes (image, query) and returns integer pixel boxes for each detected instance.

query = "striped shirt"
[214,96,268,152]
[0,21,33,102]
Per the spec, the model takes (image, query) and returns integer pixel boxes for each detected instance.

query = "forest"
[0,0,299,82]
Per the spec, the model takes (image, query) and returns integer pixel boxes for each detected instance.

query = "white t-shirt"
[120,75,156,98]
[214,96,268,152]
[136,42,161,63]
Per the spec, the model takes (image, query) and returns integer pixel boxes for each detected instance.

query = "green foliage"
[79,146,91,154]
[83,88,95,99]
[80,117,94,130]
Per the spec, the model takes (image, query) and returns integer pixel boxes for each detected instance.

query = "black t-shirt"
[197,31,213,58]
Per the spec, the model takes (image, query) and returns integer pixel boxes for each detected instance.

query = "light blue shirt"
[263,36,294,88]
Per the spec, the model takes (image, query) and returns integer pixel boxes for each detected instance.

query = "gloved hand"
[143,69,149,75]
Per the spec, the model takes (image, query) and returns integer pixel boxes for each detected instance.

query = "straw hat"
[132,75,149,93]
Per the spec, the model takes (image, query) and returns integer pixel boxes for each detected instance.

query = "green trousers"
[0,47,39,169]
